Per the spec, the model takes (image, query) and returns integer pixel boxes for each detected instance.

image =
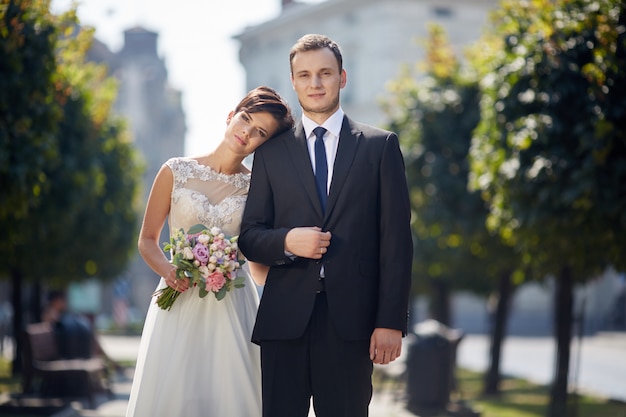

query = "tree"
[1,0,61,375]
[384,24,483,324]
[24,22,142,282]
[0,0,142,375]
[382,24,522,394]
[469,1,626,415]
[1,0,61,222]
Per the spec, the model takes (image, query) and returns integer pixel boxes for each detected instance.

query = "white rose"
[198,265,209,278]
[210,227,221,236]
[183,247,194,260]
[197,234,210,244]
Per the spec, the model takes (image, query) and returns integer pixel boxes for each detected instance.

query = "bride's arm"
[138,164,178,283]
[247,261,269,286]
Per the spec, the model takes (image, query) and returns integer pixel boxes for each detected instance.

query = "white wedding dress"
[126,157,261,417]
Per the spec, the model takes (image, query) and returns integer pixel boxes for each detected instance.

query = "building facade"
[235,0,498,125]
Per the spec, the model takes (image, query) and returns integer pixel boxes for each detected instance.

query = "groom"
[239,34,413,417]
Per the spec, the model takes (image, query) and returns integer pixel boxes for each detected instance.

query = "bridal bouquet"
[154,223,245,310]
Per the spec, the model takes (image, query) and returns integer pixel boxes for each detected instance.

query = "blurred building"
[87,27,186,328]
[235,0,498,124]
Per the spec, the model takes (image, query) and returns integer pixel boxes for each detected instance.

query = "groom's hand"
[285,227,331,259]
[370,328,402,365]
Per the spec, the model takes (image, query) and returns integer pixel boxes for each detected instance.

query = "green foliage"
[0,0,61,220]
[382,24,520,296]
[0,0,142,282]
[468,0,626,279]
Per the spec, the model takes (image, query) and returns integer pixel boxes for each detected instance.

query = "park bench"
[21,322,112,408]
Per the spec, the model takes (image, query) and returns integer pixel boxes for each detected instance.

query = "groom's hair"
[236,86,294,135]
[289,34,343,73]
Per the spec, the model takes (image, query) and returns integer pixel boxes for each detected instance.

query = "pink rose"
[206,271,226,292]
[192,243,210,265]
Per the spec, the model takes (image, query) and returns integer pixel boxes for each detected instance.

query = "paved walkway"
[6,331,625,416]
[88,331,626,416]
[80,335,416,417]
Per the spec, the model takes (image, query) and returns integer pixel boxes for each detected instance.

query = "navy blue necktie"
[313,126,328,212]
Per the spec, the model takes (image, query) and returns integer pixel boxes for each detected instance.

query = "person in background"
[239,34,413,417]
[43,289,120,368]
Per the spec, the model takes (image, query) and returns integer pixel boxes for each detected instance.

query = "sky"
[51,0,322,157]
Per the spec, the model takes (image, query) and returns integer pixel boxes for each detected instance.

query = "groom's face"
[291,48,346,122]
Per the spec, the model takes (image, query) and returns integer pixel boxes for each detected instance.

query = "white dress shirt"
[302,108,344,194]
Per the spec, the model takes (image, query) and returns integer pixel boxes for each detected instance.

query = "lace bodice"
[165,157,250,238]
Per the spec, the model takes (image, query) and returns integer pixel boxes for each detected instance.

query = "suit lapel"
[326,116,359,220]
[284,122,325,218]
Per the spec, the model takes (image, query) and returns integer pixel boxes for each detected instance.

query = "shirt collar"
[302,107,345,140]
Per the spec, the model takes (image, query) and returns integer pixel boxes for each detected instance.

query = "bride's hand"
[166,266,189,292]
[285,227,331,259]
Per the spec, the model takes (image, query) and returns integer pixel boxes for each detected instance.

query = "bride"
[125,86,293,417]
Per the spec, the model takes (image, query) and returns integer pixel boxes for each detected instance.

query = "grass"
[453,368,626,417]
[373,367,626,417]
[0,359,20,396]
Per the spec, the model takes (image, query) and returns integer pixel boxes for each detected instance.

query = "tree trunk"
[430,279,451,326]
[31,280,42,323]
[548,266,574,417]
[10,269,24,376]
[484,270,514,396]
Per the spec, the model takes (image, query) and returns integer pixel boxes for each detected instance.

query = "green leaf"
[178,259,194,269]
[172,253,183,264]
[187,223,209,234]
[215,287,227,300]
[232,276,246,286]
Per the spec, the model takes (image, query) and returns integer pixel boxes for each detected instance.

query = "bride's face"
[225,110,279,155]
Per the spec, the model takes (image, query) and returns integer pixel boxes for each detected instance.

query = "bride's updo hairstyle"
[235,86,294,136]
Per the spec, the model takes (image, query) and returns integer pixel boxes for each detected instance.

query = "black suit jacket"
[239,116,413,343]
